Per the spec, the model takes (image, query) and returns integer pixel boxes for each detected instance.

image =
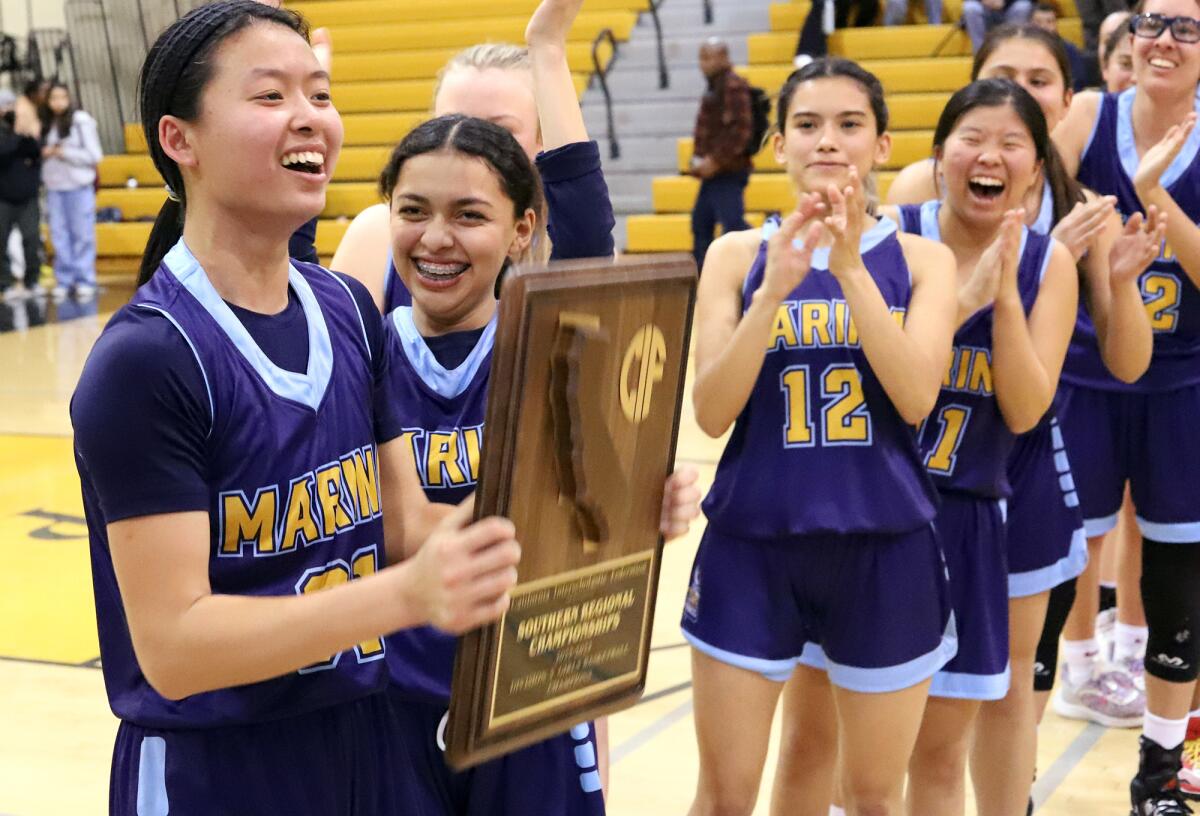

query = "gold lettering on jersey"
[402,426,484,491]
[217,444,382,557]
[620,324,667,424]
[942,346,994,397]
[765,300,907,351]
[221,487,277,555]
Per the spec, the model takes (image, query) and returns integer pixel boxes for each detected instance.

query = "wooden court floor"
[0,291,1141,814]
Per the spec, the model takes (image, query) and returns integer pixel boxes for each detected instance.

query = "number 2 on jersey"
[923,404,972,475]
[781,364,871,447]
[1142,273,1181,332]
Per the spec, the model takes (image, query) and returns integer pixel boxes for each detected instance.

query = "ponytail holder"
[164,185,181,203]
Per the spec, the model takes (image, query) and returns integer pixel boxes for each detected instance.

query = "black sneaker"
[1132,736,1194,815]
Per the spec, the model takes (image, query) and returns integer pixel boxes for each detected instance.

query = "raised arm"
[990,217,1078,433]
[1084,207,1163,383]
[826,173,957,424]
[525,0,588,150]
[1134,114,1200,289]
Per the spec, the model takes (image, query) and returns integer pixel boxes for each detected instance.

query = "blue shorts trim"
[1008,526,1089,597]
[1136,517,1200,544]
[795,614,958,694]
[137,737,169,816]
[930,663,1012,700]
[1084,512,1119,538]
[682,629,798,682]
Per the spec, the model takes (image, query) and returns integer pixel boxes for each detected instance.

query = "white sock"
[1144,711,1189,750]
[1114,622,1149,662]
[1062,638,1100,685]
[829,808,846,816]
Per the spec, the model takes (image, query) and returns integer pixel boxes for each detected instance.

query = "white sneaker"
[1052,662,1144,727]
[74,283,96,299]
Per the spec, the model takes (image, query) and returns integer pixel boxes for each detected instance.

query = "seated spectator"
[885,0,943,26]
[961,0,1034,51]
[793,0,884,66]
[0,89,44,300]
[1031,2,1090,89]
[1075,0,1127,53]
[40,82,102,300]
[1099,13,1134,91]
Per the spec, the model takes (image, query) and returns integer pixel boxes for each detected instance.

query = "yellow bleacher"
[625,0,1085,253]
[95,0,633,270]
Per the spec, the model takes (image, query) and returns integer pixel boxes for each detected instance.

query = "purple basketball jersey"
[383,258,412,314]
[380,305,494,702]
[83,241,387,729]
[897,200,1053,497]
[1068,89,1200,392]
[701,217,938,537]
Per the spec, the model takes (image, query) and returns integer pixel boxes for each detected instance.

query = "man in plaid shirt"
[690,38,753,271]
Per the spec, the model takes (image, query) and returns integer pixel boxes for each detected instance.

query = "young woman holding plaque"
[681,57,960,816]
[330,0,615,314]
[372,112,700,815]
[69,3,527,811]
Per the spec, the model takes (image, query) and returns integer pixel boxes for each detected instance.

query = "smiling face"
[434,66,540,161]
[389,150,534,332]
[773,76,891,196]
[976,37,1072,130]
[165,22,343,234]
[1132,0,1200,94]
[937,103,1042,225]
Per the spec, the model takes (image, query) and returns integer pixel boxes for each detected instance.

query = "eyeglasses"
[1129,13,1200,44]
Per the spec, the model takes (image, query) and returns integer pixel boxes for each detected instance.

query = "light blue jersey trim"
[1116,87,1200,189]
[162,240,333,411]
[1030,181,1054,235]
[681,629,799,682]
[1083,511,1119,538]
[1008,525,1089,597]
[796,613,959,693]
[1136,517,1200,544]
[319,266,371,360]
[134,304,215,437]
[761,214,898,271]
[930,662,1011,700]
[136,736,169,816]
[390,306,497,399]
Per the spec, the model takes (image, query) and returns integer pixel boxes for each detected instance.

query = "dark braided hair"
[136,0,308,286]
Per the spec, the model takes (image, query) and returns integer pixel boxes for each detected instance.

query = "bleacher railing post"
[591,28,620,160]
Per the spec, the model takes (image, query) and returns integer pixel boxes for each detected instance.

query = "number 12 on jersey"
[780,364,873,447]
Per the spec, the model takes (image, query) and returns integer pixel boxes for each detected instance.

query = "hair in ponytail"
[135,0,308,286]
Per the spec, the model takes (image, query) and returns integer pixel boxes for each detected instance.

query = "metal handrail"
[646,0,670,89]
[703,0,714,24]
[591,27,619,159]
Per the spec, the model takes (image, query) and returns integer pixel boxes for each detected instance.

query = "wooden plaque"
[444,254,697,769]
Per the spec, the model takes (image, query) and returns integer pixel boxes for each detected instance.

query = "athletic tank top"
[382,257,412,313]
[378,307,494,703]
[1067,88,1200,392]
[702,217,939,537]
[95,241,386,728]
[898,200,1054,498]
